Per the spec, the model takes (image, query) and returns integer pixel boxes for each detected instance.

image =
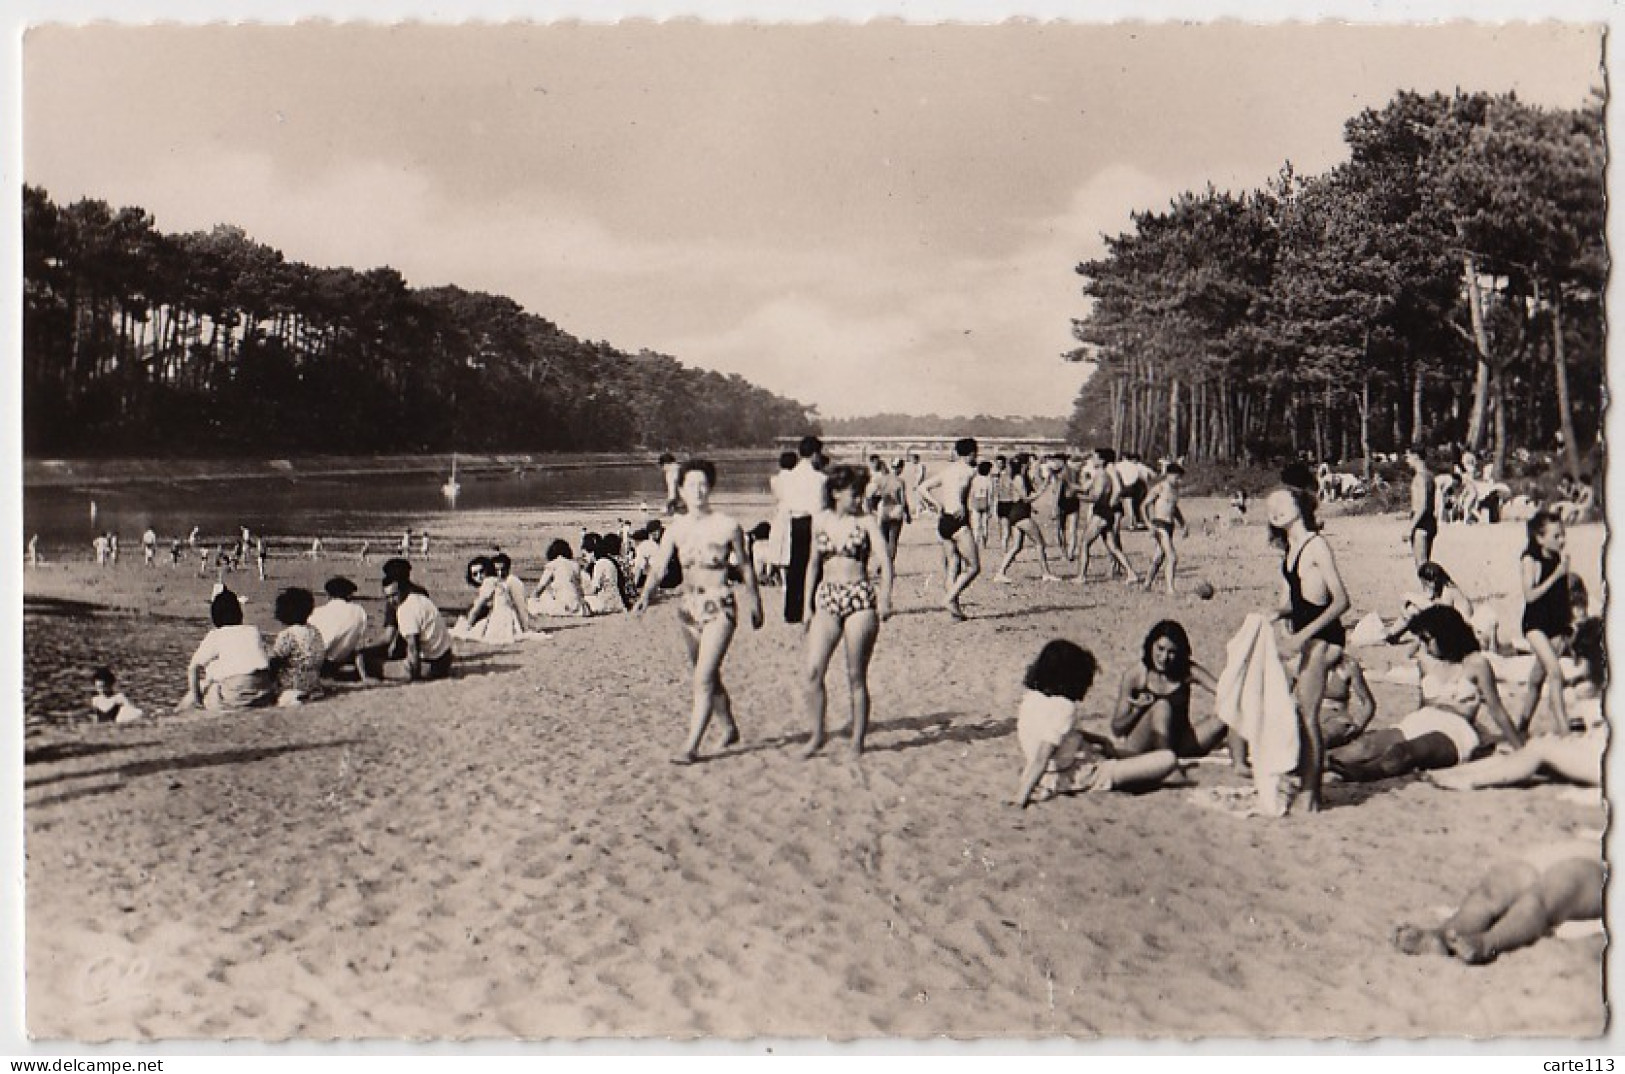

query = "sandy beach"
[20,497,1607,1040]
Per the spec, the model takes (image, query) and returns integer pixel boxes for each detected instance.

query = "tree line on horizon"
[1066,89,1606,480]
[820,413,1069,440]
[22,186,820,457]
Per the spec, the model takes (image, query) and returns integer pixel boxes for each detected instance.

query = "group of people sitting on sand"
[1001,451,1603,966]
[165,557,454,714]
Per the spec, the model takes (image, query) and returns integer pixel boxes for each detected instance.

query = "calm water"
[24,457,782,554]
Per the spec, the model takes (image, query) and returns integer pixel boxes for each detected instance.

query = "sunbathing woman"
[1328,605,1522,782]
[801,463,894,758]
[1110,619,1227,758]
[1430,617,1605,791]
[634,459,764,764]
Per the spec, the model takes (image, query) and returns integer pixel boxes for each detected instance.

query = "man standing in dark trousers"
[781,435,827,623]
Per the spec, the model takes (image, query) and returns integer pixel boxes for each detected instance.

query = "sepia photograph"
[9,9,1614,1048]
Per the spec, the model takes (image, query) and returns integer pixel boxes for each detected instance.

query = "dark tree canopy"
[1067,89,1605,478]
[23,188,819,456]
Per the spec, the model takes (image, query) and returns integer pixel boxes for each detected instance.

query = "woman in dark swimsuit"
[1514,509,1574,735]
[1111,620,1225,757]
[1267,486,1351,812]
[993,454,1061,582]
[802,464,894,757]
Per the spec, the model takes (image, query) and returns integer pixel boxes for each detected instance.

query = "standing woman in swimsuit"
[634,459,764,765]
[993,454,1062,582]
[1513,508,1574,735]
[1267,486,1351,812]
[802,464,894,757]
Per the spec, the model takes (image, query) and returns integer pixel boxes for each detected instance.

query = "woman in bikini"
[992,454,1062,582]
[1110,619,1227,758]
[802,464,894,758]
[634,459,764,764]
[1267,485,1351,812]
[1328,605,1522,782]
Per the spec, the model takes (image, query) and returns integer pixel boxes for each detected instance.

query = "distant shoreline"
[22,448,773,489]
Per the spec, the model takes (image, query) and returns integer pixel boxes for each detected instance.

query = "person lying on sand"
[1327,606,1521,783]
[1429,617,1605,791]
[1393,843,1602,965]
[1010,639,1178,808]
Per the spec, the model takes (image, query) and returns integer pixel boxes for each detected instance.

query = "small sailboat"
[441,454,462,502]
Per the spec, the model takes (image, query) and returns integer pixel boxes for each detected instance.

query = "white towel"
[1348,611,1388,648]
[1215,613,1299,817]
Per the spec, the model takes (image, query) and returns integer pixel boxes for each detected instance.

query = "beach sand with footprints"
[20,496,1606,1039]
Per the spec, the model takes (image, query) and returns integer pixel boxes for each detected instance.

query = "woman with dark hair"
[178,589,273,711]
[1266,485,1350,811]
[1110,619,1225,757]
[801,463,894,758]
[992,454,1061,582]
[269,587,326,705]
[584,533,630,615]
[1514,509,1574,735]
[529,539,587,617]
[454,554,535,642]
[1431,616,1605,791]
[1328,605,1522,782]
[635,459,764,764]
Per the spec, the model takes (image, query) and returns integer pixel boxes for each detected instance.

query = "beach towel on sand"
[1215,613,1298,817]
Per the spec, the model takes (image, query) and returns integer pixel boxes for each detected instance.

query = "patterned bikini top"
[816,523,871,565]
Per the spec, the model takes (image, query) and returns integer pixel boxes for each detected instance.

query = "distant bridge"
[774,434,1072,460]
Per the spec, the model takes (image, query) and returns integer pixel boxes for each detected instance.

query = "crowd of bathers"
[59,434,1606,963]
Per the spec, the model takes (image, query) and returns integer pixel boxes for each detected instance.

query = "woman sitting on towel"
[1430,617,1605,791]
[1328,605,1522,782]
[1110,619,1228,758]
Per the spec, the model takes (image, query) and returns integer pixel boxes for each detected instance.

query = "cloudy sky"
[22,21,1603,418]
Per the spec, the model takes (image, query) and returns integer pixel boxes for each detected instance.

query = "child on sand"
[1141,462,1187,595]
[90,667,143,724]
[1009,640,1178,808]
[1514,509,1574,735]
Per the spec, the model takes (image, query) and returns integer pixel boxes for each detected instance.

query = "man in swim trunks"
[1407,445,1437,568]
[918,437,981,620]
